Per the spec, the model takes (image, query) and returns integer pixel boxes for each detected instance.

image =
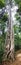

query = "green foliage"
[14,0,21,51]
[0,0,8,63]
[15,13,20,21]
[15,0,21,6]
[0,14,7,63]
[0,0,5,8]
[14,25,19,33]
[2,14,8,22]
[0,13,8,45]
[0,43,4,63]
[0,0,8,47]
[14,33,21,51]
[15,0,21,20]
[0,14,8,33]
[14,24,21,51]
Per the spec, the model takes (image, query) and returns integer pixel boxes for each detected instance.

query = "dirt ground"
[0,50,21,65]
[2,59,21,65]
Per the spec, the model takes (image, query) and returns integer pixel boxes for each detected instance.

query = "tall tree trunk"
[3,0,14,61]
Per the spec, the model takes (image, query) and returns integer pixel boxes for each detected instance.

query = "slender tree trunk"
[3,0,14,61]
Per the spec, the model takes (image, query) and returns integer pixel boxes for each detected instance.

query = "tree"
[4,0,14,61]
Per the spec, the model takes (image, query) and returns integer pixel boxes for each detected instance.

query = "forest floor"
[0,50,21,65]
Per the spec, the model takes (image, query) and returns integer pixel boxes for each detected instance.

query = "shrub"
[0,44,4,63]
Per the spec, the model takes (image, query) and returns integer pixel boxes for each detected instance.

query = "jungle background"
[0,0,21,65]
